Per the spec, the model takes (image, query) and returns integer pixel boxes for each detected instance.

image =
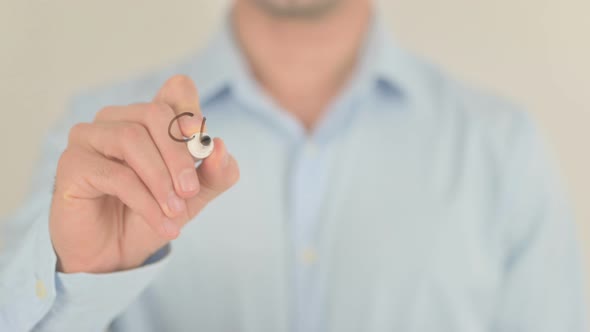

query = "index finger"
[154,75,207,137]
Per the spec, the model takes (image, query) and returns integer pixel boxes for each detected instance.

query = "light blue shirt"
[1,15,587,332]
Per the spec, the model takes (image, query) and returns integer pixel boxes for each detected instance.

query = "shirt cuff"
[0,208,58,331]
[0,207,171,332]
[39,245,170,331]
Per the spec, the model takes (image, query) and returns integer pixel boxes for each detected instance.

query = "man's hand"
[49,75,240,273]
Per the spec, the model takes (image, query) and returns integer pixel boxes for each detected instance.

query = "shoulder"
[401,53,537,157]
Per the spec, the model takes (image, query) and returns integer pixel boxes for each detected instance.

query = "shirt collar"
[187,12,416,107]
[365,17,411,97]
[185,14,248,105]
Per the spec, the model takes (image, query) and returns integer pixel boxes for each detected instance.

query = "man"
[0,0,587,331]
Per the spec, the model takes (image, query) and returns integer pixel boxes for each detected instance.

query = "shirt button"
[301,248,318,265]
[304,142,319,158]
[35,279,47,300]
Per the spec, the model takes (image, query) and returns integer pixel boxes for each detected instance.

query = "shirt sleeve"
[491,113,588,331]
[0,96,170,331]
[0,208,170,332]
[38,245,170,332]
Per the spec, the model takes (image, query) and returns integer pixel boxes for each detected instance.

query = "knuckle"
[99,162,128,183]
[94,105,117,121]
[153,101,173,113]
[94,163,112,180]
[143,102,172,125]
[57,147,78,170]
[167,74,197,91]
[86,156,114,179]
[55,147,87,186]
[67,123,90,144]
[54,152,71,192]
[118,168,137,187]
[119,123,147,142]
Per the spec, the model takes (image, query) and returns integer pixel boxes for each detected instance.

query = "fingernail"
[179,168,199,193]
[167,192,186,214]
[162,219,179,237]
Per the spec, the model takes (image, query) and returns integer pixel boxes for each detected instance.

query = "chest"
[137,112,507,331]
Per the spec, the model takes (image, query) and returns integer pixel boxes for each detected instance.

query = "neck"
[232,0,372,130]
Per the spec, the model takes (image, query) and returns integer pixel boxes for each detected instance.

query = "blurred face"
[252,0,344,18]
